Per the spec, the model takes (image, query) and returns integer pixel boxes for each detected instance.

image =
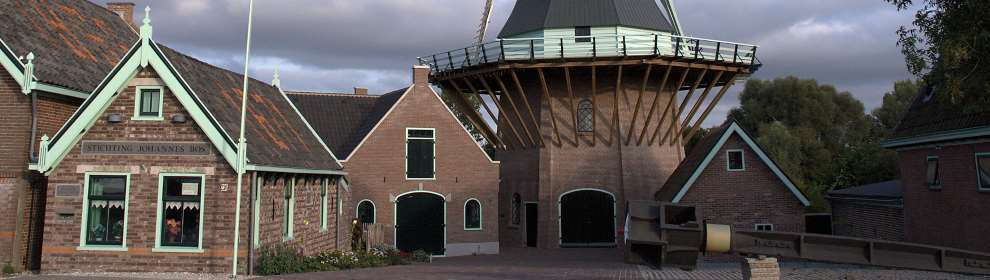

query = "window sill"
[153,247,204,254]
[727,169,746,172]
[77,245,128,252]
[282,236,294,242]
[320,228,328,233]
[406,178,437,181]
[131,116,164,121]
[464,228,483,231]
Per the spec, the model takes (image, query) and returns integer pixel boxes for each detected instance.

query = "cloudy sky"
[92,0,918,127]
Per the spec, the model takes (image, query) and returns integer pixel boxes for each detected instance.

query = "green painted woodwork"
[77,172,132,252]
[153,173,206,254]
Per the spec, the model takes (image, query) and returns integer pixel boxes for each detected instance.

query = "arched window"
[511,193,521,226]
[356,200,376,224]
[464,199,482,230]
[577,99,594,132]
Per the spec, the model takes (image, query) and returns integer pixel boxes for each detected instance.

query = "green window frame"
[283,178,295,241]
[575,26,592,43]
[78,172,130,251]
[464,198,482,231]
[154,173,205,253]
[977,153,990,191]
[726,149,745,171]
[926,156,941,190]
[253,177,263,248]
[320,178,329,231]
[406,128,436,180]
[132,86,164,120]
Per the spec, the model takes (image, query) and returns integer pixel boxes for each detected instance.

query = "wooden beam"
[564,67,579,147]
[680,70,724,129]
[611,65,623,146]
[508,70,545,147]
[650,68,690,145]
[660,68,708,145]
[626,64,653,145]
[638,65,673,145]
[439,83,497,149]
[483,75,537,147]
[683,74,739,142]
[591,65,598,147]
[537,68,562,145]
[467,77,527,149]
[445,80,504,149]
[461,78,522,148]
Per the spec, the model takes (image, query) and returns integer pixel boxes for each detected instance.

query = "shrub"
[2,263,13,275]
[256,243,308,275]
[412,250,432,263]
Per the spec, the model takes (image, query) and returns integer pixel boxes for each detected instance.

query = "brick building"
[0,0,138,271]
[827,180,904,241]
[288,66,501,257]
[656,120,810,233]
[28,11,348,274]
[883,87,990,252]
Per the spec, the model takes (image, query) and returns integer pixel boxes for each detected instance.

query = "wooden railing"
[417,34,760,73]
[361,223,391,251]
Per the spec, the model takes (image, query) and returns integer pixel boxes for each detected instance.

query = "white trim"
[976,153,990,191]
[276,86,344,166]
[557,188,617,246]
[245,164,346,175]
[392,190,447,257]
[283,177,295,241]
[252,177,262,248]
[755,223,773,231]
[344,87,412,161]
[463,198,482,231]
[132,85,165,121]
[725,149,745,171]
[355,199,377,224]
[320,178,329,232]
[670,122,811,206]
[405,127,437,181]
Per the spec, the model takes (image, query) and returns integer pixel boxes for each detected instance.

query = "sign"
[81,141,211,156]
[181,183,200,196]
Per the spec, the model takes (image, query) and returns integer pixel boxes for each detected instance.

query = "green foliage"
[2,263,13,275]
[885,0,990,110]
[727,77,903,211]
[439,86,496,157]
[683,126,711,152]
[256,243,310,275]
[411,250,432,263]
[256,244,416,276]
[871,80,921,135]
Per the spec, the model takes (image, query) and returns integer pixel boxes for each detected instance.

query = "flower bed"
[256,244,427,275]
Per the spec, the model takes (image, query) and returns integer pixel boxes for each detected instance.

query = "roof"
[0,0,137,93]
[657,119,810,206]
[498,0,675,38]
[827,180,902,200]
[286,89,407,160]
[886,86,990,147]
[158,45,342,171]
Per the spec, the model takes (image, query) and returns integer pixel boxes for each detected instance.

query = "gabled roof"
[884,87,990,148]
[657,120,810,206]
[827,180,902,200]
[498,0,675,38]
[0,0,137,96]
[36,26,342,174]
[286,89,407,160]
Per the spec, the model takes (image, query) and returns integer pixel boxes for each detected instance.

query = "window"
[977,154,990,191]
[283,178,295,241]
[577,99,594,132]
[510,193,521,226]
[575,26,591,43]
[157,174,203,250]
[356,200,376,224]
[82,174,129,247]
[755,224,773,231]
[727,150,745,171]
[926,156,941,189]
[133,86,163,120]
[253,178,262,248]
[406,128,436,180]
[464,199,482,230]
[320,179,329,231]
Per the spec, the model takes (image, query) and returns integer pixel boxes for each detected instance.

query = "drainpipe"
[247,171,257,275]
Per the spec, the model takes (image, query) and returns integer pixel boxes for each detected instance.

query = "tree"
[871,80,921,136]
[886,0,990,109]
[438,86,495,157]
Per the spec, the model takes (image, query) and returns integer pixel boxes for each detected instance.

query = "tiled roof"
[498,0,675,38]
[655,121,732,202]
[827,180,902,199]
[0,0,137,93]
[286,89,407,160]
[890,87,990,142]
[159,45,342,171]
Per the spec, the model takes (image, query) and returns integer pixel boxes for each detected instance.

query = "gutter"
[245,164,347,176]
[882,126,990,149]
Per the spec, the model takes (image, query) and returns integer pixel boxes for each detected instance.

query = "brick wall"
[253,174,344,257]
[830,200,904,241]
[898,140,990,252]
[678,134,806,233]
[343,74,500,255]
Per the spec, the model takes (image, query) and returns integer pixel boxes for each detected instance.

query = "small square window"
[977,154,990,191]
[755,224,773,231]
[133,87,163,120]
[727,150,745,171]
[926,156,941,189]
[575,26,591,43]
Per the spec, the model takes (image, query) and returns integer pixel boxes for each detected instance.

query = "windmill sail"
[476,0,495,45]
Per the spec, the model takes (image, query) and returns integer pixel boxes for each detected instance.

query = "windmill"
[475,0,495,45]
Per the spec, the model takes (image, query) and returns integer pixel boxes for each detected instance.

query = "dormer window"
[133,86,164,120]
[575,26,591,43]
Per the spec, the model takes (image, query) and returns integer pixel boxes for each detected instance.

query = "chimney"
[106,2,137,29]
[353,87,368,95]
[413,65,430,87]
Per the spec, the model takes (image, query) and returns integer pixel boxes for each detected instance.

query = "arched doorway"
[559,189,616,247]
[395,191,445,255]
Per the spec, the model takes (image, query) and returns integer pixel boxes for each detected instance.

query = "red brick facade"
[897,140,990,252]
[830,200,904,241]
[343,67,500,256]
[676,134,805,233]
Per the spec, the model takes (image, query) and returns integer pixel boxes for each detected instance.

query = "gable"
[287,89,405,160]
[659,122,809,206]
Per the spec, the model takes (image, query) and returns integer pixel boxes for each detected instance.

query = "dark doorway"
[525,202,538,247]
[559,189,615,247]
[805,213,833,235]
[395,192,445,255]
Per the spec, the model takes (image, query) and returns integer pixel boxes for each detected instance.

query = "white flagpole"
[232,0,255,277]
